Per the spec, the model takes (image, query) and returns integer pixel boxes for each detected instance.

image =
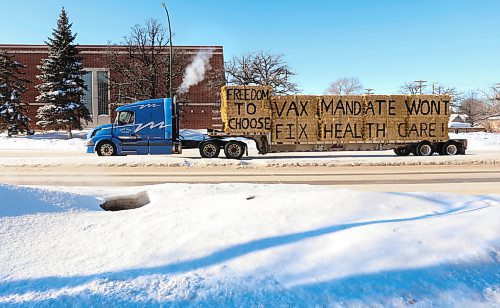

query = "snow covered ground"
[1,130,499,153]
[0,130,87,152]
[0,131,500,168]
[0,129,207,152]
[0,183,498,306]
[450,132,500,151]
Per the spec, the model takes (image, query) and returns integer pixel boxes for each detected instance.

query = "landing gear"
[394,146,412,156]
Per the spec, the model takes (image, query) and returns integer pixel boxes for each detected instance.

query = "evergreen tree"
[36,7,91,138]
[0,51,30,136]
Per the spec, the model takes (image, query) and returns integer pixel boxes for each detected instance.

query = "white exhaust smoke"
[178,49,214,94]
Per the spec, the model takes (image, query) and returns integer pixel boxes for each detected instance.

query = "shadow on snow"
[0,202,497,304]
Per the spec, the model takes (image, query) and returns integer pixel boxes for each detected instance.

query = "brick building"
[0,44,225,129]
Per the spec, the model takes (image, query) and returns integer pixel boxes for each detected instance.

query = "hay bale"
[221,85,272,134]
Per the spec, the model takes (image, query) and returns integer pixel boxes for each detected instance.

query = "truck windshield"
[116,111,135,126]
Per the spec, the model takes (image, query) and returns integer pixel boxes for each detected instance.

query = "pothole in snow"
[100,191,150,211]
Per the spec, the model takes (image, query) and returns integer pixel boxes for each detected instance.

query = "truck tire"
[97,141,116,156]
[394,146,411,156]
[439,141,459,156]
[224,141,245,159]
[413,141,434,156]
[199,140,220,158]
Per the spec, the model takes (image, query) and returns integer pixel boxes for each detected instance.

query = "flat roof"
[0,44,223,50]
[0,44,223,55]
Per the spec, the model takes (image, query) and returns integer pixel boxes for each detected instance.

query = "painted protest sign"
[221,86,450,143]
[221,86,272,134]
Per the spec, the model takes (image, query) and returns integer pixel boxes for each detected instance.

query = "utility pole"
[431,81,435,95]
[162,1,173,99]
[364,88,374,95]
[162,1,180,144]
[414,80,427,95]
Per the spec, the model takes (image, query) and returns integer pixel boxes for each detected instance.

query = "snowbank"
[0,184,102,216]
[0,130,87,151]
[450,132,500,151]
[0,183,498,306]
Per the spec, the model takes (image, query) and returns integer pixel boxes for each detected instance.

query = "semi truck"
[85,86,467,159]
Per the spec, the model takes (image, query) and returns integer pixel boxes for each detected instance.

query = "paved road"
[2,164,499,194]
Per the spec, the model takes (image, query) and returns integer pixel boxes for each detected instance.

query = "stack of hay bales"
[220,85,451,144]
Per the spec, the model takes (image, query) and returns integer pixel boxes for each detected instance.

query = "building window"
[97,71,109,115]
[81,69,110,117]
[82,71,93,115]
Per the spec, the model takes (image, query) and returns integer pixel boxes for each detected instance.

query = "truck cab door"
[145,100,172,154]
[113,110,148,155]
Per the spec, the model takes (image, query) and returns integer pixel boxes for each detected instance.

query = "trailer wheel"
[394,146,411,156]
[224,141,245,159]
[97,141,116,156]
[413,141,434,156]
[440,141,459,156]
[199,140,220,158]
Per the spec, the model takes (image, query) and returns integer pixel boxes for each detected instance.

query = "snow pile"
[0,184,498,306]
[450,132,500,151]
[0,130,87,151]
[0,184,102,216]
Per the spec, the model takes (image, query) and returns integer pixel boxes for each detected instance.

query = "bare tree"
[225,51,299,94]
[431,82,461,107]
[457,91,490,126]
[399,82,423,95]
[481,85,500,117]
[225,53,255,86]
[106,19,188,105]
[325,77,363,95]
[400,81,461,106]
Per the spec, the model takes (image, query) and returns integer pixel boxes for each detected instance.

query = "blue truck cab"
[86,98,182,156]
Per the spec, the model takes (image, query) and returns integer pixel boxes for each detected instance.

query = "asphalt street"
[1,162,499,194]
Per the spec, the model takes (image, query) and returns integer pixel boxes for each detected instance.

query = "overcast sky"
[0,0,498,94]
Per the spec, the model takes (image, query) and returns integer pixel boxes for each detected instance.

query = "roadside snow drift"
[0,183,498,306]
[0,130,87,152]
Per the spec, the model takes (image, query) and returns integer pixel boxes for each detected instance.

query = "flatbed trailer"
[85,86,467,159]
[192,86,467,159]
[195,129,467,159]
